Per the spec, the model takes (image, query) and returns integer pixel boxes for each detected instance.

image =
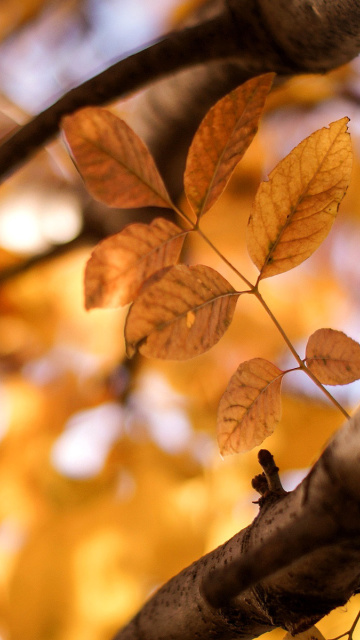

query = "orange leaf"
[184,73,274,218]
[247,117,352,279]
[62,107,173,209]
[217,358,283,454]
[125,264,239,359]
[306,328,360,385]
[84,218,186,309]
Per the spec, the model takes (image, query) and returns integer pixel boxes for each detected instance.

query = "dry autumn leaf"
[247,117,352,279]
[125,264,239,359]
[217,358,283,455]
[62,107,173,209]
[306,328,360,385]
[84,218,187,309]
[184,73,274,218]
[283,625,326,640]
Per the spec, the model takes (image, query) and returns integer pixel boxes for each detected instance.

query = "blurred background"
[1,1,360,639]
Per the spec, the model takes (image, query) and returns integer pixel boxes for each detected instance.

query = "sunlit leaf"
[62,107,173,209]
[184,74,274,218]
[217,358,283,454]
[84,218,187,309]
[283,625,326,640]
[306,328,360,385]
[125,264,239,359]
[247,117,352,279]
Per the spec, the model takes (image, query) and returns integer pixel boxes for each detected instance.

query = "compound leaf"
[62,107,173,209]
[217,358,283,454]
[125,264,239,359]
[84,218,187,309]
[247,117,352,279]
[184,74,274,218]
[306,328,360,385]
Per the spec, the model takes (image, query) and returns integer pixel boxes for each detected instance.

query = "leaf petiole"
[195,227,350,420]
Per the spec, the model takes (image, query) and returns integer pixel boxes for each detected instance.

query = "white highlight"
[51,403,123,478]
[0,189,81,254]
[129,372,192,454]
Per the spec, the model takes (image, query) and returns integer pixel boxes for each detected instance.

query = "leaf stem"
[301,364,350,418]
[172,204,197,228]
[179,213,350,420]
[254,290,304,366]
[254,290,350,419]
[196,227,254,289]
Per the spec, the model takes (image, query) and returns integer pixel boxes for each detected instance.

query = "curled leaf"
[84,218,186,309]
[184,73,274,218]
[247,117,352,279]
[62,107,173,208]
[306,328,360,385]
[217,358,283,455]
[125,264,239,360]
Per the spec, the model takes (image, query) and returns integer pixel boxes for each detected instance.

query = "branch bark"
[115,411,360,640]
[113,407,360,640]
[1,0,360,184]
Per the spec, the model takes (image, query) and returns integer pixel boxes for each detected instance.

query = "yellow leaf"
[62,107,173,209]
[217,358,283,454]
[125,264,239,359]
[283,625,326,640]
[247,117,352,279]
[306,328,360,385]
[84,218,186,309]
[184,74,274,218]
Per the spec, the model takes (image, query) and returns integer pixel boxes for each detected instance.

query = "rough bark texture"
[113,408,360,640]
[255,0,360,70]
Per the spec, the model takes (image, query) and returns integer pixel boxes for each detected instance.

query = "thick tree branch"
[0,14,236,182]
[113,407,360,640]
[1,0,360,184]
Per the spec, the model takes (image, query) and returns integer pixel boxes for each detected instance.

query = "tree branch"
[1,0,360,185]
[113,407,360,640]
[0,13,237,182]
